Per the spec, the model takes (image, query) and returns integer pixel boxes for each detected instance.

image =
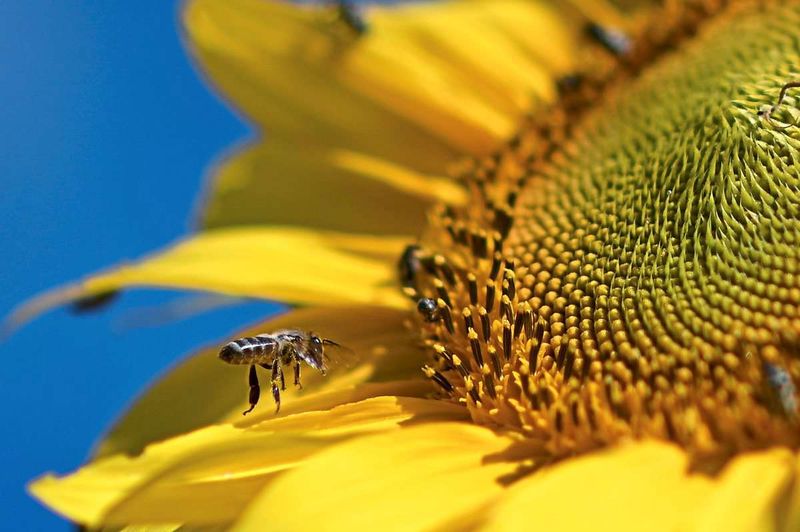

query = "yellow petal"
[689,448,796,532]
[185,0,459,230]
[118,526,182,532]
[30,397,466,527]
[345,0,579,152]
[328,148,466,205]
[200,139,449,234]
[184,0,604,229]
[96,305,429,458]
[483,441,799,532]
[184,0,460,156]
[185,0,582,154]
[233,423,517,531]
[8,227,410,329]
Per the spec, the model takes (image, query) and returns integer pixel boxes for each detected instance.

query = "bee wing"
[322,339,359,370]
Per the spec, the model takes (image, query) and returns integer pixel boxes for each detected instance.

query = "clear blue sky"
[0,2,282,528]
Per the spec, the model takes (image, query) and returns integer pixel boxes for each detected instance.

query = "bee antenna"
[322,338,342,347]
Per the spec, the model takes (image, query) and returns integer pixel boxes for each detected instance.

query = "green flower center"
[412,0,800,460]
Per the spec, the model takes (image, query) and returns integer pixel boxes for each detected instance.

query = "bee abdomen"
[219,335,277,364]
[236,337,263,350]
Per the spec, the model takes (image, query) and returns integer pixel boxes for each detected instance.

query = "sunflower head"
[408,0,800,463]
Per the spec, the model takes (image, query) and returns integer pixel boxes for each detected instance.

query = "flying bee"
[219,330,347,415]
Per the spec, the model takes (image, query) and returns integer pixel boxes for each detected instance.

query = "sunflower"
[20,0,800,529]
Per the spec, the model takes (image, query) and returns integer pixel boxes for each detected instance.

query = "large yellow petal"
[345,0,579,150]
[233,422,518,531]
[8,227,411,329]
[30,398,466,527]
[185,0,582,154]
[184,0,607,230]
[689,450,797,532]
[95,305,429,458]
[482,440,799,532]
[199,139,460,234]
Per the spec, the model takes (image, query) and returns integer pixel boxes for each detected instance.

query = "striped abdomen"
[219,335,278,365]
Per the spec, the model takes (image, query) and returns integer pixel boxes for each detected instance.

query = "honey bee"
[219,330,347,415]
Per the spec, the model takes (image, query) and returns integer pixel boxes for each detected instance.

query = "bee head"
[305,333,327,374]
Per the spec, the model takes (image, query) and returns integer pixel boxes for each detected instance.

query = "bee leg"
[294,361,302,390]
[271,362,282,413]
[243,364,260,416]
[279,365,286,391]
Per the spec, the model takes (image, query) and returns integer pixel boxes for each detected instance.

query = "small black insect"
[70,290,119,314]
[555,73,585,94]
[398,244,422,290]
[586,23,631,57]
[219,330,347,414]
[335,1,368,35]
[417,297,441,323]
[764,362,798,421]
[758,80,800,127]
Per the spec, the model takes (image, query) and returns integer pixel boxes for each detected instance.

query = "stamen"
[490,252,503,280]
[502,319,513,361]
[435,255,457,286]
[437,299,455,335]
[493,207,513,239]
[483,370,497,399]
[470,230,489,259]
[500,294,514,323]
[464,376,481,405]
[529,341,540,374]
[488,345,502,380]
[434,279,453,308]
[423,365,454,394]
[478,306,491,342]
[462,307,475,334]
[467,274,479,305]
[503,269,517,300]
[555,342,567,370]
[513,304,526,338]
[454,224,470,247]
[485,281,497,313]
[451,353,472,377]
[564,346,576,381]
[468,327,484,367]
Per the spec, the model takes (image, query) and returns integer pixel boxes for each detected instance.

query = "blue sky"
[0,2,282,528]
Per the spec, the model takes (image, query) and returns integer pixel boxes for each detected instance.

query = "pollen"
[410,1,800,460]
